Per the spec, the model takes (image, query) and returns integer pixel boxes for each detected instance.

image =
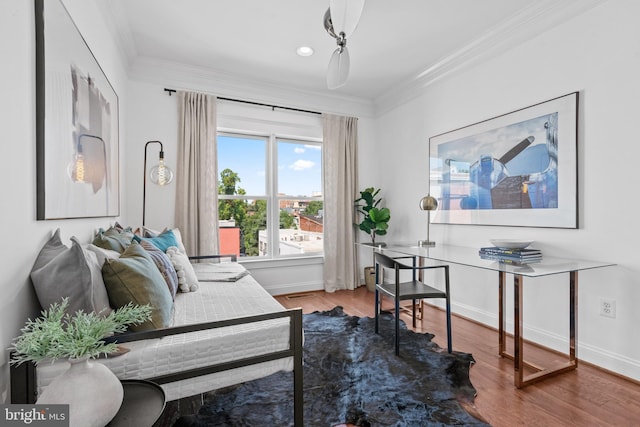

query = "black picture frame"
[35,0,120,219]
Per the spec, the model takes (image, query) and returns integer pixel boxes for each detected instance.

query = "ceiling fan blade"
[327,46,350,90]
[329,0,365,37]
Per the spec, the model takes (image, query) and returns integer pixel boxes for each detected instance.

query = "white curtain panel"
[175,91,219,257]
[322,113,359,292]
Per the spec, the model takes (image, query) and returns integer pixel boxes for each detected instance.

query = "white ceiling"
[103,0,602,103]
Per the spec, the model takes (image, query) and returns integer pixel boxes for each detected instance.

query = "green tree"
[304,200,323,216]
[218,168,248,225]
[219,169,241,195]
[243,200,267,256]
[280,210,296,229]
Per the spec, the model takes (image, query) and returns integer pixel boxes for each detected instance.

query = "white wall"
[372,0,640,380]
[0,0,128,402]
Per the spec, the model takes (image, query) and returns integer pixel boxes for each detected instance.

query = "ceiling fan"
[323,0,365,89]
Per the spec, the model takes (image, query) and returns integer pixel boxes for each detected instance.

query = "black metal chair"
[374,251,452,355]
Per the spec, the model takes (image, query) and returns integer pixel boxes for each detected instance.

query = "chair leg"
[395,297,400,356]
[444,265,452,353]
[412,298,417,328]
[375,289,380,334]
[446,295,452,353]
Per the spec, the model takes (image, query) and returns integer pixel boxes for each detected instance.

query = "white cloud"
[290,159,315,171]
[294,147,305,154]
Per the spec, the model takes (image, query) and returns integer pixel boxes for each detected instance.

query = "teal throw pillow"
[133,229,179,252]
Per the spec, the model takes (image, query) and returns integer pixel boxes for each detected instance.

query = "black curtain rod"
[163,88,321,115]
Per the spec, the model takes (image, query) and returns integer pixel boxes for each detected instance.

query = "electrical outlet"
[599,298,616,318]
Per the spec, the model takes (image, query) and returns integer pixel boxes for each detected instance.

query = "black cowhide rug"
[174,306,489,427]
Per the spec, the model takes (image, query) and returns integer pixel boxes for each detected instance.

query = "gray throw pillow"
[30,229,112,316]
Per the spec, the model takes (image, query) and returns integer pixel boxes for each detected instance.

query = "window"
[217,133,323,259]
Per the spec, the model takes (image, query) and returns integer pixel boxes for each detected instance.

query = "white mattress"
[37,262,292,401]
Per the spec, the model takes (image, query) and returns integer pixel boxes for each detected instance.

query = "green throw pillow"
[102,241,173,331]
[92,226,134,253]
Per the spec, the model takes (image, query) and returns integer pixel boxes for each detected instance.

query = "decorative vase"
[37,358,124,427]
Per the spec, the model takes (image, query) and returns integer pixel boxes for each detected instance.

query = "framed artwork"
[35,0,119,219]
[429,92,578,228]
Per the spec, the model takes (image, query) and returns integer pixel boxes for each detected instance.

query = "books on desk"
[479,247,542,264]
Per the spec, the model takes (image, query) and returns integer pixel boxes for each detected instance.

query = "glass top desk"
[363,242,615,388]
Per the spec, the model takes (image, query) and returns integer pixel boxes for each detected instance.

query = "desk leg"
[514,274,524,387]
[497,271,526,385]
[498,271,506,356]
[500,271,579,388]
[570,271,578,367]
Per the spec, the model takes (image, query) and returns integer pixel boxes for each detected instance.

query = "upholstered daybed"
[10,228,303,425]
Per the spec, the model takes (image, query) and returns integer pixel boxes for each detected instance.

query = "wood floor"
[275,287,640,427]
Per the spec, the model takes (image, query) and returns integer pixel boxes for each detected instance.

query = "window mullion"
[267,134,279,258]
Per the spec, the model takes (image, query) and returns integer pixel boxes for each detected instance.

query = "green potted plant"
[355,187,391,291]
[10,298,152,426]
[10,298,152,364]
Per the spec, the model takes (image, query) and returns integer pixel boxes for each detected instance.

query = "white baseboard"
[447,301,640,381]
[448,300,498,329]
[578,342,640,380]
[262,281,324,296]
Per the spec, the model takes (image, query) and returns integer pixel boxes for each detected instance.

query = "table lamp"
[418,195,437,247]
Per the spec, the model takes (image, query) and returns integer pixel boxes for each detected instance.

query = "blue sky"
[433,113,553,167]
[218,135,322,197]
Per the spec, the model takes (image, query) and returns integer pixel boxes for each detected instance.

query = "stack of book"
[479,247,543,264]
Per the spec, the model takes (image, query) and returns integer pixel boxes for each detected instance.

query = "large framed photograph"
[35,0,119,219]
[429,92,578,228]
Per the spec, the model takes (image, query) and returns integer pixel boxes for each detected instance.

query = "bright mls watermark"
[0,405,68,426]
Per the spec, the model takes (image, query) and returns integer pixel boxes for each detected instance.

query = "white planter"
[38,358,123,427]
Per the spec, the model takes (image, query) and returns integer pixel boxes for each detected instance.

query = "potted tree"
[355,187,391,291]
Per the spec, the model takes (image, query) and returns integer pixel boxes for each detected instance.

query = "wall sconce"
[143,140,174,226]
[418,194,438,247]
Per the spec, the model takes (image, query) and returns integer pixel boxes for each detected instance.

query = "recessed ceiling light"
[296,46,314,57]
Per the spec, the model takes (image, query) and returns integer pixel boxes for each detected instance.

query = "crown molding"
[129,57,376,118]
[373,0,609,117]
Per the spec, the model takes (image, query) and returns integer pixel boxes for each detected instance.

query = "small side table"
[107,380,166,427]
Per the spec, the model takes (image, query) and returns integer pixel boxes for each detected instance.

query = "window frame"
[217,130,323,260]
